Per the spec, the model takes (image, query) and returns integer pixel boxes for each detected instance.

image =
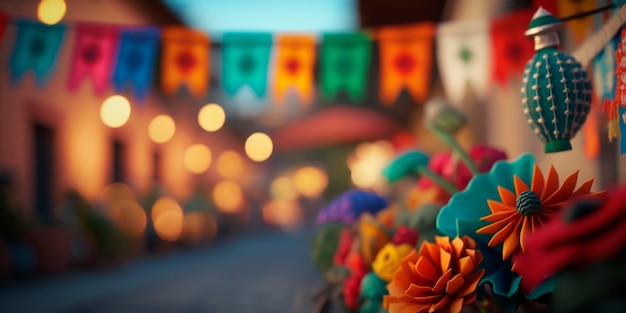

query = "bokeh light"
[293,166,328,198]
[245,132,273,162]
[198,103,226,132]
[37,0,66,25]
[148,114,176,143]
[216,150,244,179]
[347,140,395,190]
[262,199,303,231]
[270,175,298,201]
[99,183,146,237]
[182,211,218,245]
[151,197,184,242]
[100,95,131,128]
[115,201,147,237]
[183,144,212,174]
[212,180,244,213]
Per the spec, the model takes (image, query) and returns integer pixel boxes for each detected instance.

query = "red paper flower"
[419,145,507,200]
[333,229,353,266]
[392,225,419,246]
[383,236,485,313]
[476,164,605,267]
[344,273,364,309]
[514,185,623,291]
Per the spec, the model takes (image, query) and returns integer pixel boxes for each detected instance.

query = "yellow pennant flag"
[557,0,595,44]
[273,35,316,105]
[378,23,435,106]
[161,27,210,98]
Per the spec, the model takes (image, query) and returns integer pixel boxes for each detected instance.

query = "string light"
[37,0,66,25]
[100,95,131,128]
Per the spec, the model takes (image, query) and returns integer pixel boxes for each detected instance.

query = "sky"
[162,0,358,37]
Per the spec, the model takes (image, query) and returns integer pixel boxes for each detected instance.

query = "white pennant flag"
[436,20,491,106]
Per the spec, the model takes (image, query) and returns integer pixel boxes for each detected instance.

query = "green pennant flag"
[320,33,371,103]
[222,33,272,97]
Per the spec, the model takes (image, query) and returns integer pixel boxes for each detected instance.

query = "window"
[33,123,54,220]
[112,140,126,183]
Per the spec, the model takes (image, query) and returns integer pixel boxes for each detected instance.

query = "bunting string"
[0,2,624,104]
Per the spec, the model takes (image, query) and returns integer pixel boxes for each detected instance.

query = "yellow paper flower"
[372,243,414,282]
[476,164,605,264]
[358,214,390,265]
[384,236,484,313]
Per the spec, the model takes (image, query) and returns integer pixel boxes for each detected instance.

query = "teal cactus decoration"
[521,7,592,153]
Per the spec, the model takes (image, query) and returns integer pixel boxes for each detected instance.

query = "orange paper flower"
[383,236,485,313]
[477,164,605,264]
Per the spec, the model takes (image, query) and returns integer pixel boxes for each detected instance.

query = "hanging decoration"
[557,0,596,44]
[621,106,626,153]
[9,20,66,86]
[161,26,210,98]
[67,23,119,95]
[273,34,316,105]
[437,20,491,106]
[521,7,592,153]
[604,27,626,153]
[112,27,160,102]
[491,9,535,86]
[593,36,619,104]
[222,32,272,98]
[378,23,435,106]
[320,33,371,103]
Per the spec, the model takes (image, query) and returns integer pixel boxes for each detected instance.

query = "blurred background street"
[0,228,321,313]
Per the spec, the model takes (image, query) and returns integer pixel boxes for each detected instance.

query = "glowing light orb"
[37,0,66,25]
[182,212,218,245]
[198,103,226,132]
[151,197,184,242]
[116,201,147,237]
[347,140,395,190]
[183,144,212,174]
[245,132,273,162]
[293,166,328,198]
[270,175,298,201]
[148,114,175,143]
[262,199,303,230]
[212,180,243,213]
[216,150,244,179]
[100,95,131,128]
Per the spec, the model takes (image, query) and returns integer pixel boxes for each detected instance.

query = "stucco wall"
[0,0,247,218]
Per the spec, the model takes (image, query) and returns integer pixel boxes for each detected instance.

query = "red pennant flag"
[68,23,119,95]
[491,9,535,85]
[0,12,7,42]
[532,0,558,16]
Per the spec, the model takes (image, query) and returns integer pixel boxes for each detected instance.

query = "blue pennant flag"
[619,105,626,154]
[222,33,272,97]
[112,27,160,102]
[592,34,619,105]
[9,20,66,87]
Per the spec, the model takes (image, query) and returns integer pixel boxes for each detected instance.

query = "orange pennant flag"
[161,27,210,98]
[582,96,600,160]
[273,35,316,105]
[378,23,435,106]
[557,0,595,44]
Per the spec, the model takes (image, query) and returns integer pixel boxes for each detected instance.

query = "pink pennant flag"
[68,23,119,95]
